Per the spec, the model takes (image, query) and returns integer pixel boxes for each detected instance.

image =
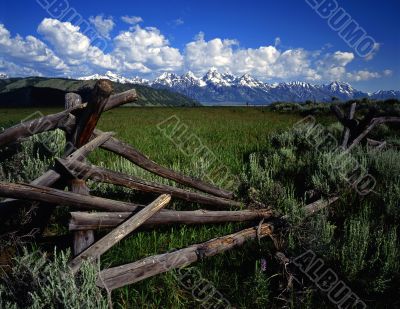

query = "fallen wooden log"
[96,223,274,290]
[57,159,241,209]
[0,89,137,148]
[69,194,171,274]
[69,209,274,231]
[93,130,235,200]
[0,182,144,212]
[0,132,114,212]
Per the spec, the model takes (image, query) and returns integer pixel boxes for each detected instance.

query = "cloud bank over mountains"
[0,16,392,85]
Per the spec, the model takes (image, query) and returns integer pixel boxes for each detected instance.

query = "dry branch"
[69,194,171,274]
[0,182,144,212]
[96,223,274,290]
[57,158,240,209]
[93,130,235,200]
[69,209,274,231]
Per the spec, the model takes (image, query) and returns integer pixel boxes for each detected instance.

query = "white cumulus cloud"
[0,23,67,76]
[113,25,183,72]
[89,15,115,39]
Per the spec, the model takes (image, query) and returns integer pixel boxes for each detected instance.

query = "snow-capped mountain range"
[0,73,9,79]
[78,69,400,104]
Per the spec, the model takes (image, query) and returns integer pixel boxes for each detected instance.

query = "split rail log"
[96,197,338,290]
[0,89,137,148]
[69,194,171,274]
[0,132,114,211]
[347,116,400,151]
[97,223,275,290]
[69,209,274,231]
[93,130,235,200]
[0,182,145,212]
[57,159,240,209]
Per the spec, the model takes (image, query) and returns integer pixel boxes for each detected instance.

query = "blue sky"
[0,0,399,91]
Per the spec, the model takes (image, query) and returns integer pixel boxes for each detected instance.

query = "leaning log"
[69,209,274,231]
[93,130,235,200]
[72,80,113,147]
[0,182,144,212]
[96,223,274,290]
[347,116,400,151]
[57,159,241,209]
[69,194,171,274]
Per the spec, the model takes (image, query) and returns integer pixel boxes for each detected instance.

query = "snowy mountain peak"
[0,73,8,79]
[203,68,232,86]
[237,74,263,88]
[78,71,149,85]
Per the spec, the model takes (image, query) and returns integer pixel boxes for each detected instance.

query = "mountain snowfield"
[78,69,400,104]
[0,73,9,79]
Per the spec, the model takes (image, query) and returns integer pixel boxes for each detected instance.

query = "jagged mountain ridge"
[79,69,400,104]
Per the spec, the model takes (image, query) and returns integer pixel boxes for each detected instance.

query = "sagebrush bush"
[0,248,108,309]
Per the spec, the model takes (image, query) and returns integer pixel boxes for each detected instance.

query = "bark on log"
[0,89,137,148]
[0,182,144,212]
[96,223,274,290]
[69,209,274,231]
[73,80,113,147]
[93,130,235,200]
[104,89,138,111]
[71,179,94,255]
[57,159,240,209]
[69,194,171,274]
[0,132,114,211]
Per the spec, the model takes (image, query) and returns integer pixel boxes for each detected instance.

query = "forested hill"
[0,77,200,107]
